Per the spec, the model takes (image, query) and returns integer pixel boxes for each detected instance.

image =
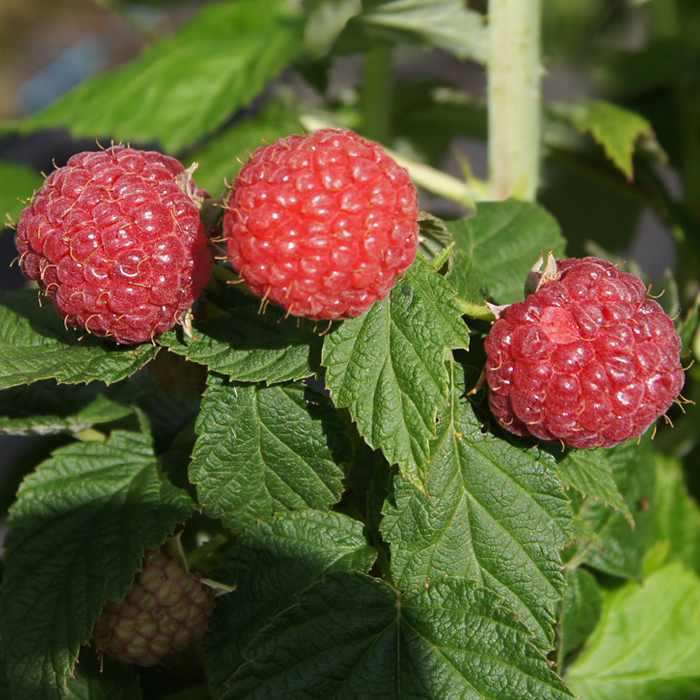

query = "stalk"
[488,0,543,201]
[362,43,393,145]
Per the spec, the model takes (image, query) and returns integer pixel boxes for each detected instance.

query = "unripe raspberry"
[92,548,215,667]
[15,146,213,344]
[223,128,420,321]
[484,256,685,449]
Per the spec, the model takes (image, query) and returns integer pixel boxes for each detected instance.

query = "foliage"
[0,0,699,698]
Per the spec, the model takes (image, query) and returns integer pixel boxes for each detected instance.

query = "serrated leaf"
[552,100,654,180]
[0,380,133,436]
[22,0,303,153]
[223,572,573,699]
[159,305,323,385]
[0,291,159,389]
[355,0,489,63]
[322,255,470,489]
[651,454,700,575]
[559,567,603,660]
[569,563,700,700]
[0,430,194,700]
[556,449,632,523]
[188,101,303,196]
[447,201,566,305]
[65,649,140,700]
[0,158,43,223]
[382,363,572,648]
[571,436,655,579]
[191,378,351,533]
[207,510,376,696]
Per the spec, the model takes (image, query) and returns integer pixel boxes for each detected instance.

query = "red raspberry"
[91,548,215,666]
[484,256,685,449]
[15,146,213,344]
[223,128,420,321]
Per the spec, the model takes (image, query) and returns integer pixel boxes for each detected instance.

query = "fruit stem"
[487,0,542,201]
[361,43,393,145]
[456,298,497,322]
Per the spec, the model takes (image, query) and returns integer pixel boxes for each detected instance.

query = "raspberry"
[15,146,213,344]
[484,256,685,449]
[223,128,420,321]
[91,548,215,666]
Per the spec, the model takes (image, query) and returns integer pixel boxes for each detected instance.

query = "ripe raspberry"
[484,256,685,449]
[15,146,213,344]
[92,548,215,666]
[223,128,420,321]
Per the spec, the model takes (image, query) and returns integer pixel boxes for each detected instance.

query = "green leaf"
[22,0,303,153]
[651,454,700,575]
[322,255,470,490]
[381,363,572,648]
[570,436,655,579]
[207,510,376,696]
[159,305,323,385]
[0,290,159,389]
[223,572,573,699]
[0,430,194,700]
[352,0,489,63]
[559,567,603,660]
[569,563,700,700]
[0,380,133,436]
[447,201,566,305]
[0,159,44,223]
[65,649,140,700]
[191,377,351,533]
[556,449,632,524]
[551,100,654,180]
[188,101,303,196]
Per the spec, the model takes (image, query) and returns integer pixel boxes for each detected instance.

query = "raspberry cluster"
[484,256,685,449]
[15,146,212,344]
[92,548,215,667]
[223,128,420,321]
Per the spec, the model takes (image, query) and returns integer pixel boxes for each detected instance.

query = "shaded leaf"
[207,510,376,696]
[322,255,470,490]
[0,430,194,700]
[0,159,43,223]
[382,363,572,648]
[191,377,351,533]
[559,567,603,660]
[223,572,573,699]
[447,201,565,305]
[22,0,303,153]
[0,291,159,389]
[569,563,700,700]
[65,648,140,700]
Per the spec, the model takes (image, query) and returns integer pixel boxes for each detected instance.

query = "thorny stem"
[488,0,542,201]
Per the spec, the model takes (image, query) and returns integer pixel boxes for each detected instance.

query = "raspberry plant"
[0,1,699,700]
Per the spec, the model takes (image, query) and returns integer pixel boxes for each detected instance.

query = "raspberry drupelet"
[484,256,685,449]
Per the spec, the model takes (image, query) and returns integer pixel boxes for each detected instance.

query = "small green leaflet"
[0,381,132,436]
[0,158,43,222]
[0,430,194,700]
[447,200,566,305]
[191,377,351,533]
[381,363,572,648]
[207,510,376,696]
[354,0,489,63]
[569,563,700,700]
[322,254,470,490]
[22,0,303,153]
[223,572,573,700]
[159,305,323,385]
[555,448,632,523]
[0,291,159,389]
[550,100,654,180]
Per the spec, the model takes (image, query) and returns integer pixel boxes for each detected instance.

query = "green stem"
[488,0,542,201]
[362,44,393,144]
[648,0,679,39]
[456,298,497,321]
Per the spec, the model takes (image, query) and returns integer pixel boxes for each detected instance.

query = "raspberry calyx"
[484,255,685,449]
[223,128,420,321]
[15,146,213,345]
